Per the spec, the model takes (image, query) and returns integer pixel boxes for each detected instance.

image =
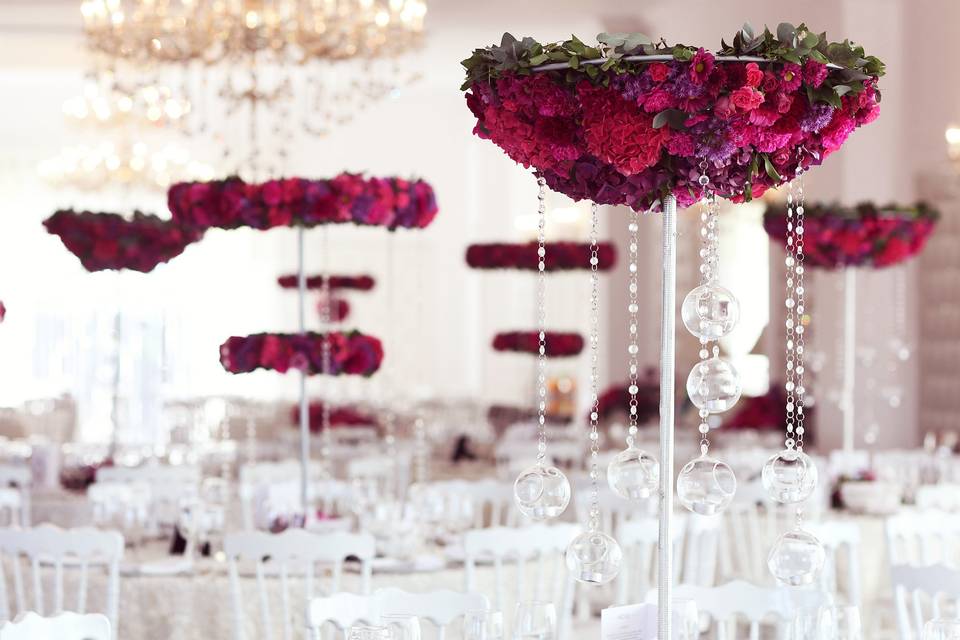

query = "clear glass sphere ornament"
[681,284,741,340]
[607,447,659,500]
[686,357,742,413]
[565,530,623,585]
[768,528,826,586]
[761,449,819,504]
[514,465,571,520]
[676,455,737,515]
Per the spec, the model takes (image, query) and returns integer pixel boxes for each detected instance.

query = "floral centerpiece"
[43,210,202,273]
[290,402,379,432]
[277,274,376,290]
[492,330,584,357]
[466,241,616,271]
[219,331,383,376]
[764,202,938,268]
[462,24,884,210]
[168,174,438,231]
[595,370,660,423]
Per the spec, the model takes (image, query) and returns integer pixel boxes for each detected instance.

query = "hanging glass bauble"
[565,530,623,585]
[514,464,571,520]
[686,356,742,413]
[676,455,737,515]
[607,447,659,500]
[768,528,826,586]
[761,448,819,504]
[681,284,740,340]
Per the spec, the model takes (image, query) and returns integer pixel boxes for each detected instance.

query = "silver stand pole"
[842,268,857,452]
[297,226,310,514]
[658,195,677,640]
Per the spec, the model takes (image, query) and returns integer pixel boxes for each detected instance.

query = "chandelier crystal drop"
[514,464,571,520]
[681,283,740,341]
[607,447,659,500]
[80,0,428,64]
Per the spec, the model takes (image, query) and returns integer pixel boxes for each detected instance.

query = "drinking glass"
[818,605,862,640]
[513,602,556,640]
[380,615,422,640]
[463,609,504,640]
[673,598,700,640]
[923,619,960,640]
[788,607,821,640]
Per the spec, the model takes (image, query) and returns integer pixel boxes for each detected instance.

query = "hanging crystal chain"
[587,202,601,532]
[320,227,333,475]
[626,208,640,448]
[783,175,807,454]
[696,180,720,455]
[536,177,549,466]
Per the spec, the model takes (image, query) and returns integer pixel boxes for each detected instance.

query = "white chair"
[307,592,379,640]
[615,517,686,605]
[414,480,515,529]
[915,484,960,512]
[658,580,830,640]
[87,482,150,533]
[891,563,960,640]
[0,611,110,640]
[377,587,488,639]
[224,529,376,640]
[0,526,123,638]
[307,589,487,640]
[681,514,723,587]
[239,460,329,529]
[463,523,578,640]
[94,465,199,532]
[807,520,862,607]
[885,510,960,567]
[828,450,871,479]
[0,465,31,527]
[0,491,22,528]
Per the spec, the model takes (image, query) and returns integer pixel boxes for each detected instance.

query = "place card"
[601,603,657,640]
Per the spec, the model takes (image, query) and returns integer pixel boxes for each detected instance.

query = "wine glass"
[514,602,556,640]
[818,606,862,640]
[463,609,504,640]
[380,615,422,640]
[923,619,960,640]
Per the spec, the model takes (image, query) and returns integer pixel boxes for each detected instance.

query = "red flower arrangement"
[492,331,584,357]
[168,174,438,231]
[723,384,790,430]
[219,331,383,376]
[462,25,884,211]
[594,369,660,423]
[277,274,375,290]
[43,210,202,273]
[466,242,616,271]
[317,297,350,322]
[290,402,379,432]
[764,202,938,269]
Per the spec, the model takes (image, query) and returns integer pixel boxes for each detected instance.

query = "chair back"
[0,611,110,640]
[224,529,376,640]
[681,514,723,587]
[891,563,960,640]
[87,482,151,531]
[915,484,960,512]
[0,491,22,528]
[885,510,960,566]
[807,520,862,607]
[307,592,379,640]
[463,523,578,640]
[0,526,123,638]
[95,465,199,530]
[615,517,685,605]
[0,465,31,527]
[665,580,829,640]
[377,587,488,640]
[415,480,515,529]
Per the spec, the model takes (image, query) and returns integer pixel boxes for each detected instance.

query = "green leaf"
[833,84,852,97]
[528,53,549,65]
[809,50,829,63]
[652,109,688,130]
[802,32,819,48]
[762,154,781,182]
[623,33,653,52]
[500,33,518,48]
[569,55,580,69]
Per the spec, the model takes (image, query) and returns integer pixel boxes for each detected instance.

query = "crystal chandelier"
[63,74,191,128]
[39,140,215,192]
[79,0,427,64]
